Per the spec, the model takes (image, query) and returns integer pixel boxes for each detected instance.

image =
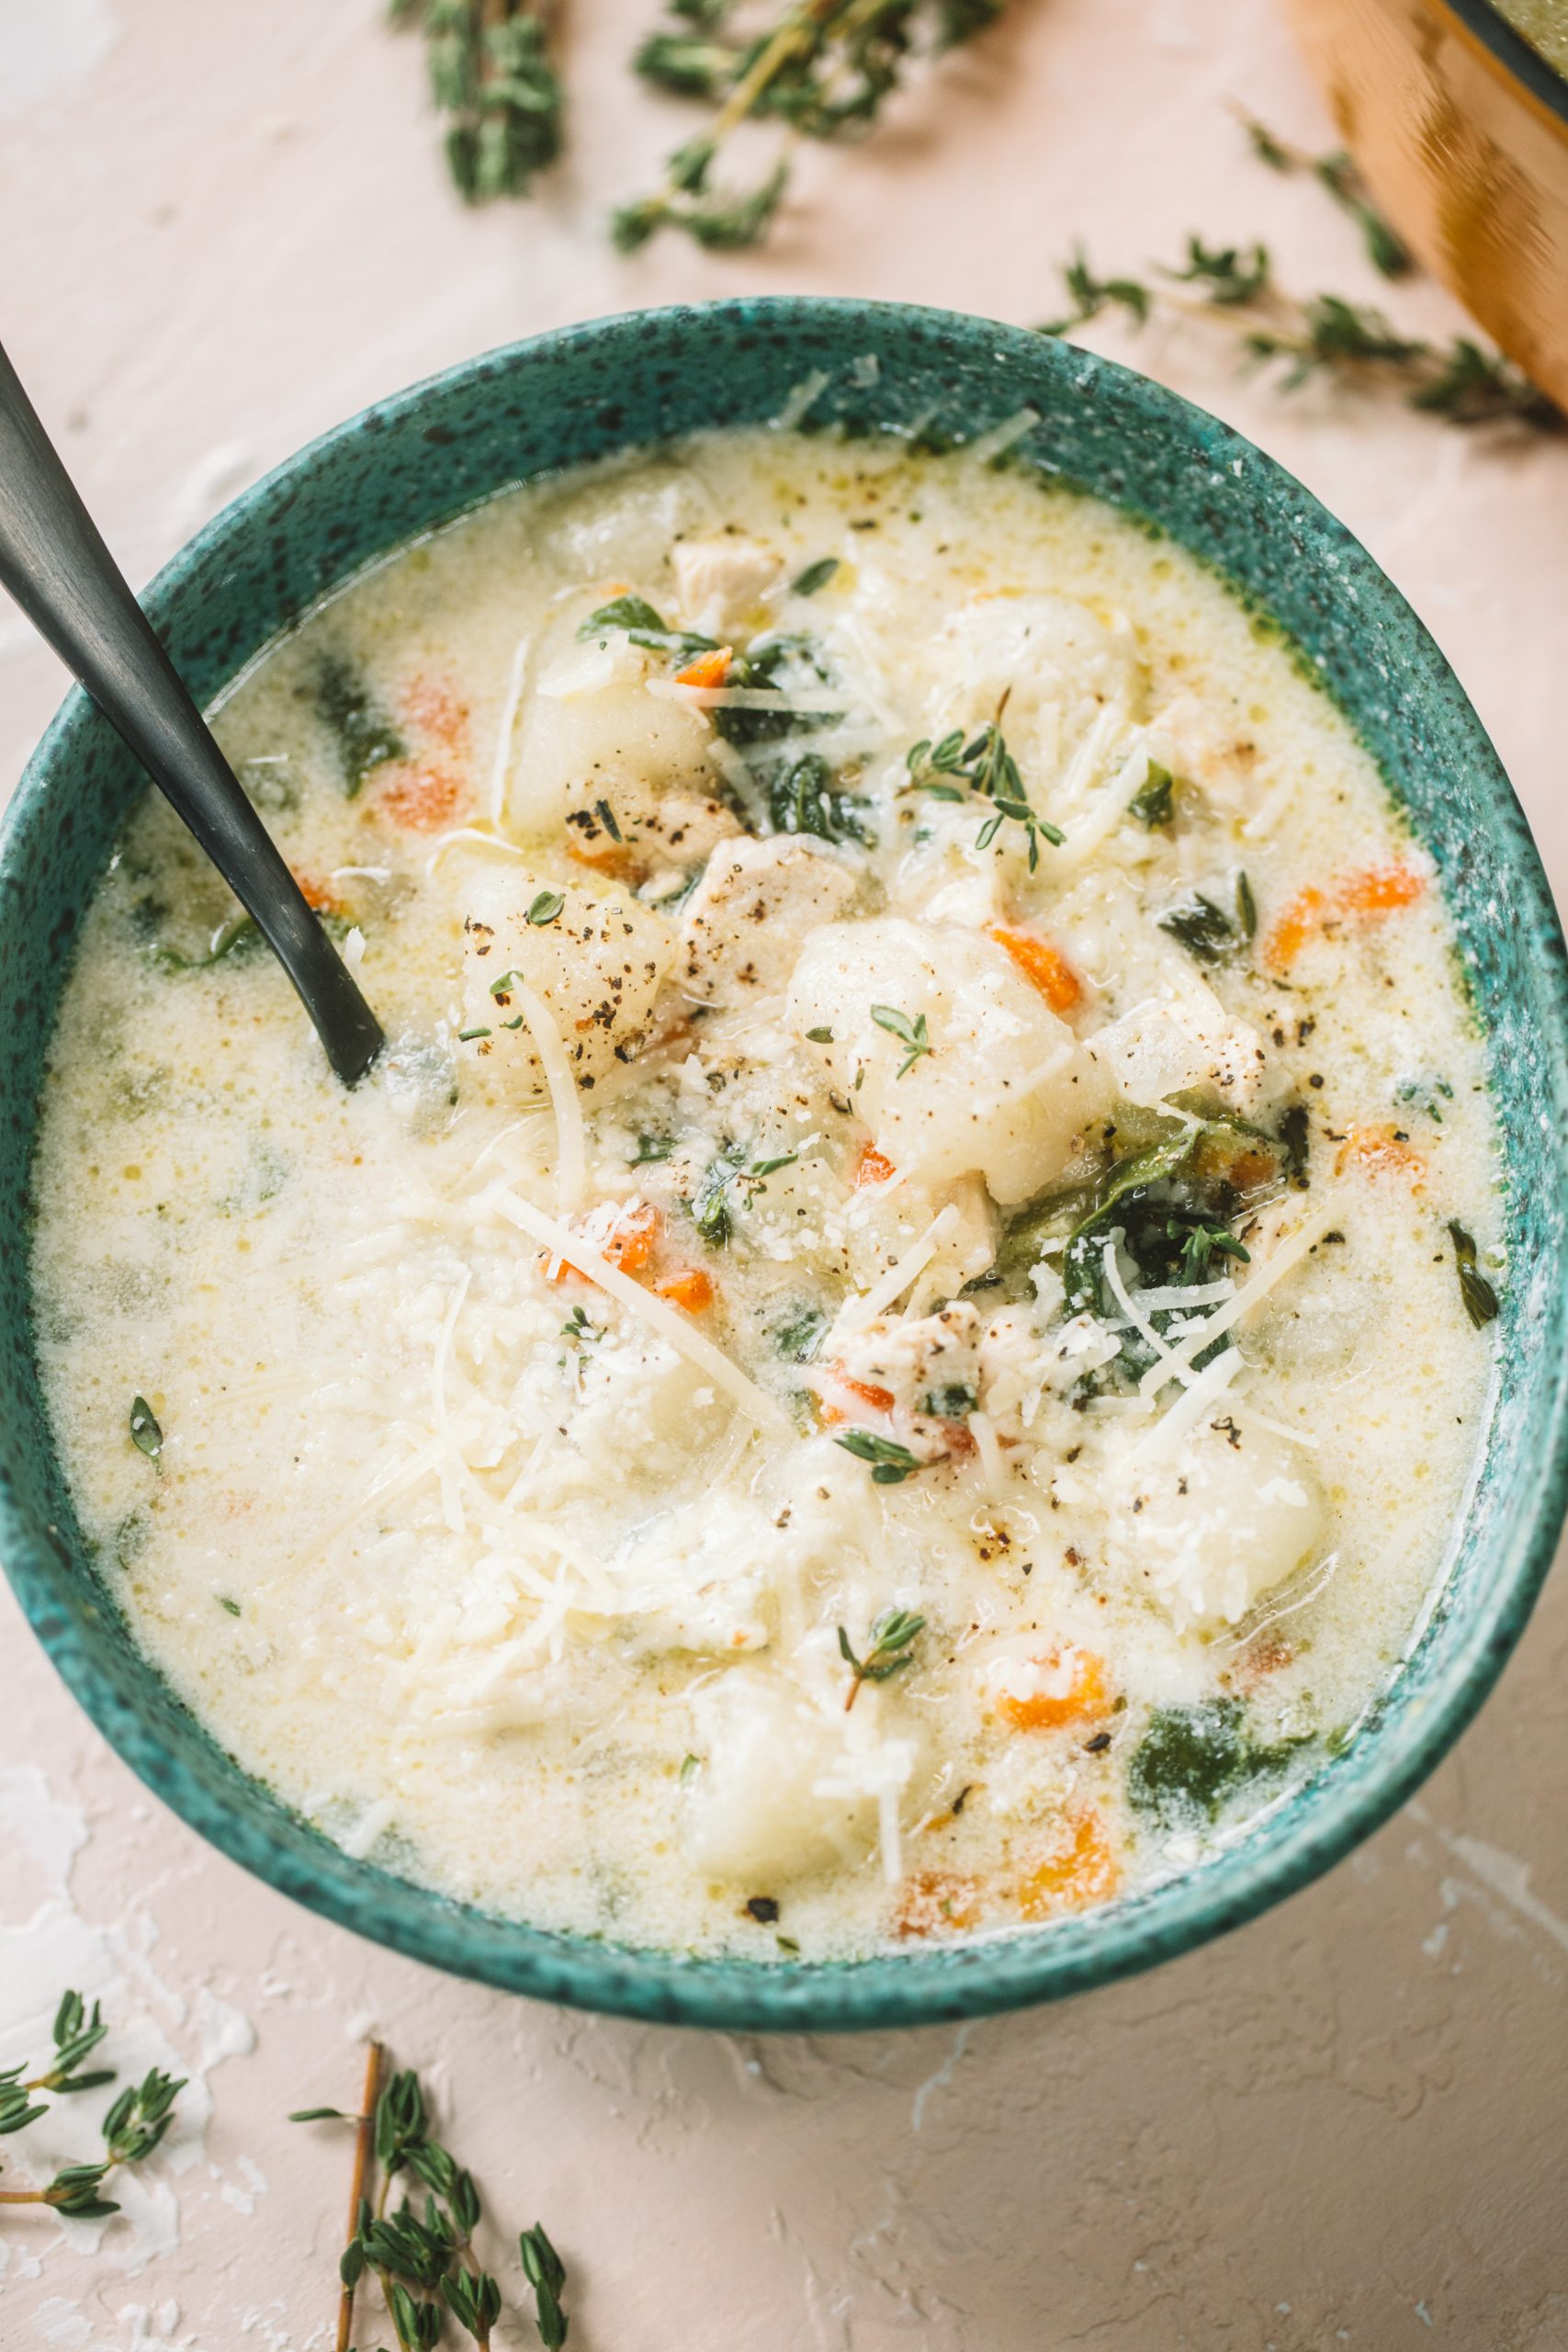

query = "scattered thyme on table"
[389,0,564,203]
[291,2043,572,2352]
[1039,115,1561,431]
[0,1990,185,2220]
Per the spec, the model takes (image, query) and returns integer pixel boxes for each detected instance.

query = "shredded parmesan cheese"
[490,1191,792,1433]
[503,978,587,1215]
[1140,1208,1334,1396]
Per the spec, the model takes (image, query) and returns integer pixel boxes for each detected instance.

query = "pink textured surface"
[3,4,1568,2346]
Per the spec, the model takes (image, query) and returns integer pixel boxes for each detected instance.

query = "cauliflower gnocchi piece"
[686,1675,884,1881]
[681,835,859,1005]
[561,780,741,880]
[459,879,675,1098]
[1091,967,1282,1117]
[931,592,1142,777]
[508,605,717,839]
[789,917,1111,1204]
[1107,1419,1328,1634]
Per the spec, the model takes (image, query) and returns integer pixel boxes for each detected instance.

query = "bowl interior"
[5,300,1567,2030]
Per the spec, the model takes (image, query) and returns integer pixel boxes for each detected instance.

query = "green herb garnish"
[457,1025,492,1042]
[870,1003,931,1079]
[217,1596,243,1617]
[526,889,566,926]
[615,0,1010,254]
[389,0,564,205]
[520,2222,570,2351]
[771,1302,827,1363]
[1128,1698,1310,1826]
[907,723,1064,868]
[129,1396,163,1462]
[835,1430,922,1486]
[1448,1220,1500,1329]
[693,1143,744,1245]
[767,750,874,845]
[792,556,840,595]
[1128,763,1176,828]
[313,654,406,797]
[1156,872,1255,966]
[0,1999,183,2219]
[630,1132,676,1166]
[805,1026,833,1044]
[837,1606,926,1704]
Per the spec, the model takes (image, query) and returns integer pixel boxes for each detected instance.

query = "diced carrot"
[893,1871,983,1940]
[1340,863,1425,917]
[378,761,465,833]
[1263,886,1327,973]
[291,869,340,915]
[1017,1810,1119,1920]
[993,1644,1112,1733]
[674,646,732,690]
[1264,865,1425,972]
[656,1265,715,1313]
[852,1143,897,1189]
[1335,1125,1426,1185]
[400,675,468,749]
[545,1201,663,1285]
[842,1374,897,1413]
[988,925,1082,1013]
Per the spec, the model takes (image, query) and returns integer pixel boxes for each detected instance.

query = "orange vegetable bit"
[290,869,341,915]
[1264,864,1425,972]
[655,1265,715,1314]
[1017,1810,1119,1921]
[1335,1125,1426,1186]
[377,761,466,833]
[840,1374,897,1414]
[987,925,1083,1013]
[893,1871,983,1940]
[674,645,732,690]
[852,1142,897,1189]
[994,1643,1112,1733]
[544,1200,663,1286]
[400,674,469,750]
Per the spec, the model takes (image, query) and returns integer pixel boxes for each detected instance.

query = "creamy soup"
[29,431,1502,1961]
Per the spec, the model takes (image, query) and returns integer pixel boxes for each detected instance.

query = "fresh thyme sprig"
[0,1996,185,2221]
[1235,110,1413,278]
[837,1606,926,1704]
[869,1002,931,1078]
[907,723,1065,868]
[614,0,1011,253]
[835,1429,922,1484]
[293,2043,570,2352]
[389,0,564,203]
[1039,239,1560,429]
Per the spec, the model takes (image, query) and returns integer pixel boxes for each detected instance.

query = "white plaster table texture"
[2,2,1566,2346]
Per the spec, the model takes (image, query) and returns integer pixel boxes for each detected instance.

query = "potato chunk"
[686,1672,899,1881]
[460,879,675,1099]
[680,836,859,1006]
[561,780,741,881]
[1107,1418,1326,1634]
[789,918,1110,1204]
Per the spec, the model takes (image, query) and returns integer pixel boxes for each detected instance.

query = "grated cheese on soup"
[28,431,1501,1960]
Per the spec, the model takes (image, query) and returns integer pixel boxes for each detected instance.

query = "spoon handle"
[0,339,382,1084]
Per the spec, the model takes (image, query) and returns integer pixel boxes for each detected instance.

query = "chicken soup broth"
[30,431,1501,1959]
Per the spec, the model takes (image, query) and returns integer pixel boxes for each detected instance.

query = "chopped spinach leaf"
[772,1302,827,1363]
[766,751,874,846]
[577,593,666,639]
[629,1132,676,1167]
[1156,878,1251,965]
[313,655,406,797]
[693,1144,744,1246]
[1128,1698,1310,1826]
[922,1381,977,1419]
[711,634,839,747]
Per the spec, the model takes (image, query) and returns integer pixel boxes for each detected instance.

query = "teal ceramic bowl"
[5,300,1567,2030]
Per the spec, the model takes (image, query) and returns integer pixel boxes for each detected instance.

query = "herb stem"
[337,2040,384,2352]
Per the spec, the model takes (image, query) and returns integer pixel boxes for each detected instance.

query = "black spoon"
[0,338,383,1084]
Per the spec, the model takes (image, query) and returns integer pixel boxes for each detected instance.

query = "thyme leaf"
[129,1396,163,1462]
[869,1002,931,1078]
[837,1606,926,1703]
[526,889,566,926]
[1128,762,1175,828]
[1448,1219,1500,1329]
[907,722,1063,867]
[792,556,840,595]
[389,0,564,205]
[834,1430,922,1486]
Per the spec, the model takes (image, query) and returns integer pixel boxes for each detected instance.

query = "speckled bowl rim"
[5,299,1567,2032]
